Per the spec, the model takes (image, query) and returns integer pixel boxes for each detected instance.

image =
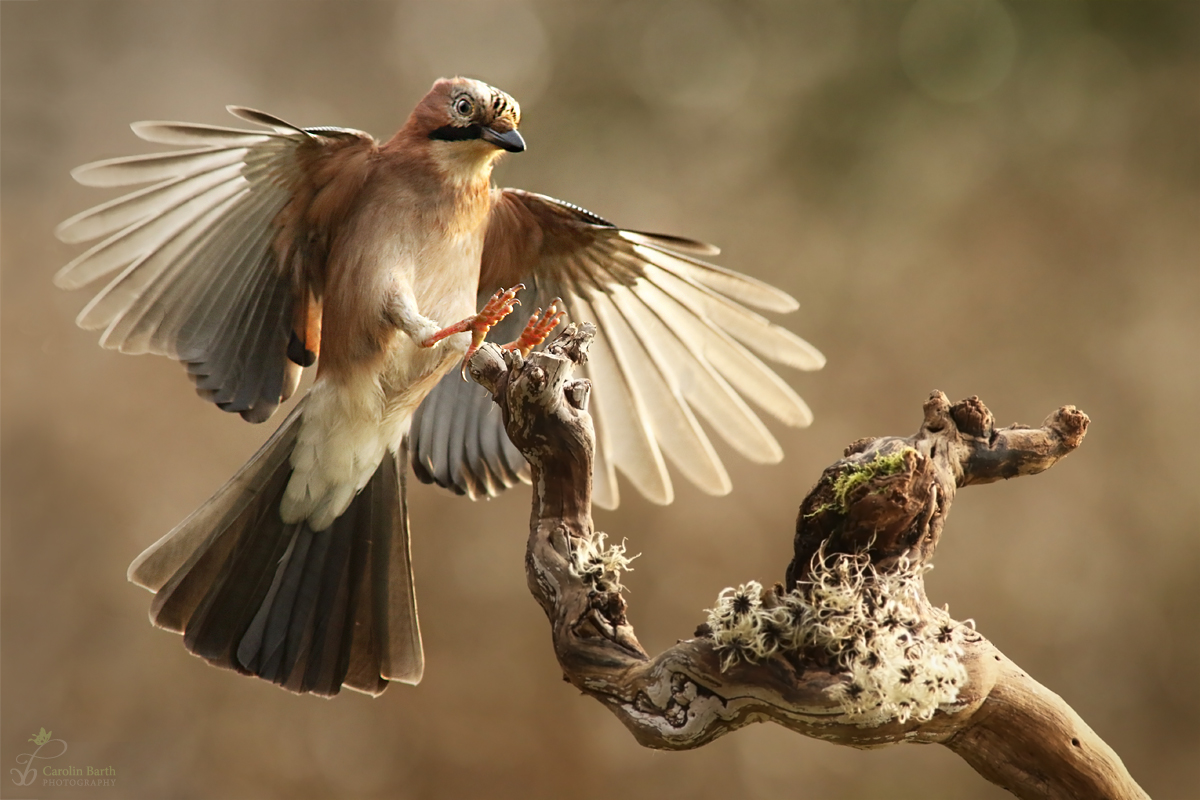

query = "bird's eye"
[455,97,473,117]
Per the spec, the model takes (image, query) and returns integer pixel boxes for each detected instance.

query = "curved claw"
[457,284,525,380]
[503,297,567,358]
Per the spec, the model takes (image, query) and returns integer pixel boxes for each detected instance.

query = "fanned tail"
[128,402,423,696]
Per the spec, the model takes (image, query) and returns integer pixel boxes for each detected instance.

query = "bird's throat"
[430,141,502,191]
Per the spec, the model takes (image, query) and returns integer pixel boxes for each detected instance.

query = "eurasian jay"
[56,77,824,696]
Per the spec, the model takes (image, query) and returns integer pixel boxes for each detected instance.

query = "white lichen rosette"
[704,548,974,726]
[569,531,637,593]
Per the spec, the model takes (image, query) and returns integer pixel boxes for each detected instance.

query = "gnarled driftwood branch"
[466,324,1148,800]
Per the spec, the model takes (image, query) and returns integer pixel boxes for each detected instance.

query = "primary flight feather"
[57,77,824,697]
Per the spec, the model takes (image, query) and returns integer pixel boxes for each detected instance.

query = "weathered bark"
[467,325,1149,800]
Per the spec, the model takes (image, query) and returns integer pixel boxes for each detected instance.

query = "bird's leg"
[501,298,567,358]
[420,285,524,378]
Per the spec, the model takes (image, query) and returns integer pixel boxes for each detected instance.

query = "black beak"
[481,126,525,153]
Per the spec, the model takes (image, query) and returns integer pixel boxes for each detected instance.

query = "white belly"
[280,218,483,530]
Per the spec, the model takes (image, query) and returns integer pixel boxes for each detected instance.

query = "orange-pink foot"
[501,298,566,358]
[420,285,524,379]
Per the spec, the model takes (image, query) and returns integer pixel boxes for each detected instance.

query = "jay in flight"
[56,78,824,696]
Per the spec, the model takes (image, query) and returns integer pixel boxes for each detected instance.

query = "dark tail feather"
[128,404,424,697]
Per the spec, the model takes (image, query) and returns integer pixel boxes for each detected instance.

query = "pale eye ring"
[455,97,473,117]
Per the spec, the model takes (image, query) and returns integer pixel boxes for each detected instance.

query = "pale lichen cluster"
[569,531,637,593]
[704,547,972,725]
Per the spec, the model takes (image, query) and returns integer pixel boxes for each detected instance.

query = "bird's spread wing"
[56,107,376,422]
[410,188,825,508]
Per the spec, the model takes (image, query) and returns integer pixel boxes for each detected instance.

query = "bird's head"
[408,78,524,181]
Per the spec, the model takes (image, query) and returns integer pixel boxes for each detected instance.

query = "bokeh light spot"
[630,0,757,114]
[899,0,1018,103]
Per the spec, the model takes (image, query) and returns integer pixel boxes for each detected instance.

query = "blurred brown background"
[3,1,1197,798]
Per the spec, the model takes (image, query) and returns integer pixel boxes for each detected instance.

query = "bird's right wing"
[55,107,377,423]
[411,189,825,509]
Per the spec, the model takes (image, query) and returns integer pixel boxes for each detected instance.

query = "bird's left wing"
[55,107,376,422]
[410,188,825,509]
